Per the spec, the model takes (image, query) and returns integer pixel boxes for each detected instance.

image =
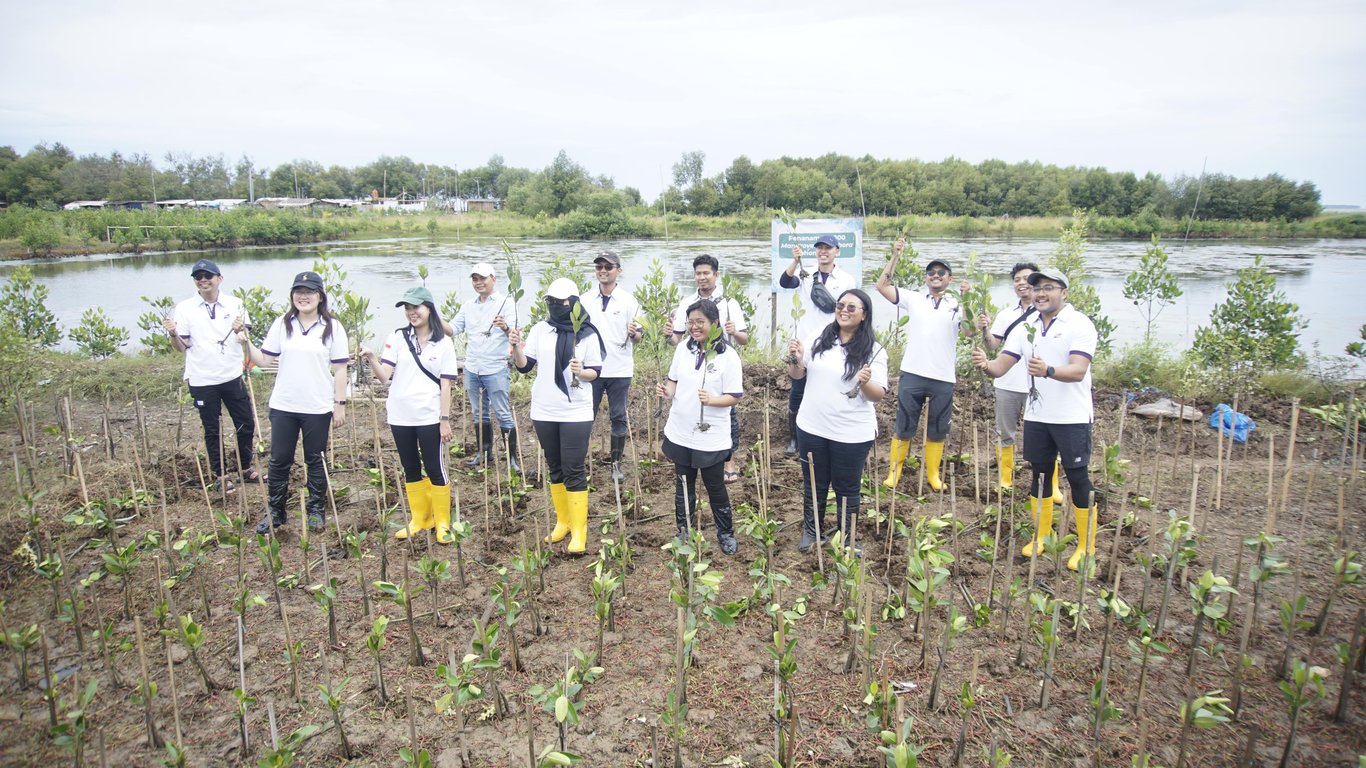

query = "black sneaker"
[718,532,738,555]
[306,510,326,532]
[255,511,286,535]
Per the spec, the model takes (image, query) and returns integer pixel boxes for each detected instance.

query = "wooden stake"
[1277,399,1300,522]
[133,616,164,748]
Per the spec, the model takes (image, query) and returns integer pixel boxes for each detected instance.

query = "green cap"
[396,286,434,307]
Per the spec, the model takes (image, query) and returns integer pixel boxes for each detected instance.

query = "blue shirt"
[453,292,519,375]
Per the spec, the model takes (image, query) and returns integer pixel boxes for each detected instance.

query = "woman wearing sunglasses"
[508,278,605,555]
[787,289,887,552]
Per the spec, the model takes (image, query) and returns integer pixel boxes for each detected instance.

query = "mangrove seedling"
[256,533,286,619]
[100,541,141,620]
[435,651,495,767]
[51,677,99,766]
[927,607,968,711]
[257,723,320,768]
[1127,617,1170,713]
[491,568,526,672]
[163,614,220,694]
[878,714,927,768]
[374,579,425,665]
[1174,689,1233,768]
[415,555,451,626]
[527,651,602,757]
[1186,570,1237,677]
[365,615,390,705]
[398,746,433,768]
[317,677,354,760]
[342,529,371,617]
[1278,660,1327,768]
[590,561,621,663]
[310,577,341,648]
[1312,550,1360,635]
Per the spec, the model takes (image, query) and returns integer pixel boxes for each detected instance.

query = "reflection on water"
[5,236,1363,368]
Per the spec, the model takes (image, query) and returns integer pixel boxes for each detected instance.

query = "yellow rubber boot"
[566,489,590,555]
[545,483,569,544]
[1051,458,1064,503]
[997,445,1015,492]
[395,479,434,539]
[924,440,946,491]
[1067,504,1099,571]
[1021,496,1054,557]
[430,483,454,544]
[882,438,912,489]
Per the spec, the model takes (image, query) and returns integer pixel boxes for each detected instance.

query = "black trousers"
[189,377,256,477]
[391,423,447,486]
[533,419,592,492]
[797,426,872,537]
[674,460,733,535]
[590,376,632,438]
[268,409,331,512]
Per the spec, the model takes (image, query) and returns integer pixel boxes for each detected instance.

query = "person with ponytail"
[360,286,459,543]
[787,289,887,553]
[239,270,350,534]
[508,278,605,555]
[657,299,744,554]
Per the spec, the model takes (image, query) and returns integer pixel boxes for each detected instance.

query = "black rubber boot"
[609,434,626,483]
[305,466,328,532]
[714,506,737,554]
[466,422,493,468]
[502,426,522,475]
[798,480,823,553]
[256,477,290,534]
[784,412,798,455]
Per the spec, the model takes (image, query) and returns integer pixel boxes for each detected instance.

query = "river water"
[6,236,1364,369]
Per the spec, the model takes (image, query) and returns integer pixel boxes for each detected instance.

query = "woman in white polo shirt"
[787,289,888,552]
[508,278,605,555]
[361,286,459,544]
[657,299,744,554]
[238,270,350,534]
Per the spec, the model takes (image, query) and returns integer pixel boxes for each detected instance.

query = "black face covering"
[543,296,606,401]
[549,303,573,325]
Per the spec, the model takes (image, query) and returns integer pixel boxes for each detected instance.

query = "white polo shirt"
[1001,304,1097,425]
[580,287,639,378]
[672,292,748,346]
[795,331,888,444]
[452,293,518,376]
[378,328,460,426]
[173,293,250,386]
[989,303,1037,395]
[521,323,604,422]
[789,266,857,340]
[893,289,962,383]
[664,342,743,452]
[261,316,350,415]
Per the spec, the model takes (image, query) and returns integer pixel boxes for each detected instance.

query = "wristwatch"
[1044,366,1055,379]
[334,399,348,405]
[439,416,451,421]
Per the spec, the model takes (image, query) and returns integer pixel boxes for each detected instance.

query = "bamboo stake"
[806,451,824,577]
[1277,399,1300,522]
[133,616,164,748]
[972,423,981,505]
[165,627,184,746]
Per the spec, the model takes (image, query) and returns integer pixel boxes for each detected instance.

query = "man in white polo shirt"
[162,258,259,491]
[452,262,521,473]
[778,234,856,455]
[876,239,973,491]
[972,267,1100,571]
[581,250,642,483]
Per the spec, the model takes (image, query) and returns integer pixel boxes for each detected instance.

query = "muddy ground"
[0,366,1362,767]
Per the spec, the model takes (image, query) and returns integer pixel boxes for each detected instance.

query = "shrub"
[0,266,62,348]
[1192,255,1305,371]
[69,307,129,359]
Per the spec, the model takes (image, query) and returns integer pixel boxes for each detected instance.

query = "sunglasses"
[594,264,617,271]
[926,268,950,277]
[835,302,864,313]
[192,272,215,281]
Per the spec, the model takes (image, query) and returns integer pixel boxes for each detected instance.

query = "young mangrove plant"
[528,651,603,758]
[311,577,341,648]
[1311,550,1360,635]
[1174,689,1233,768]
[1154,511,1198,634]
[903,514,954,668]
[50,677,99,766]
[317,677,354,760]
[415,555,451,626]
[1127,617,1170,714]
[468,618,511,718]
[662,529,733,768]
[162,614,220,694]
[257,723,320,768]
[256,533,287,619]
[366,615,390,705]
[490,567,525,673]
[100,540,141,620]
[768,599,802,768]
[927,606,969,711]
[1278,660,1327,768]
[435,650,496,767]
[590,559,621,663]
[374,578,425,665]
[1187,570,1237,677]
[342,529,371,617]
[877,713,927,768]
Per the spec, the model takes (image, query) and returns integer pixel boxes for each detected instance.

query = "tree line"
[1,142,1322,223]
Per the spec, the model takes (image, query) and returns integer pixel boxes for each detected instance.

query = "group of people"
[165,241,1102,571]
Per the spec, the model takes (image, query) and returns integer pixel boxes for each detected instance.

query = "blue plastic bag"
[1209,403,1255,444]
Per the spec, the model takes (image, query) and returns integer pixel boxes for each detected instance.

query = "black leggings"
[674,461,732,535]
[190,377,256,477]
[391,423,447,486]
[267,409,331,510]
[532,420,592,492]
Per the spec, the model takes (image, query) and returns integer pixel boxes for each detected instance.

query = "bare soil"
[0,366,1362,767]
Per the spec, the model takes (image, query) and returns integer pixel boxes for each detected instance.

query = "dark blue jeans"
[796,427,872,541]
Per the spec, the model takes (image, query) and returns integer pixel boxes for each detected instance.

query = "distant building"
[63,200,109,210]
[464,198,500,212]
[255,197,318,209]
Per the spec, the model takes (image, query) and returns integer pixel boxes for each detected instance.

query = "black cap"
[291,271,325,293]
[813,235,841,249]
[925,258,952,274]
[593,250,622,267]
[190,259,221,277]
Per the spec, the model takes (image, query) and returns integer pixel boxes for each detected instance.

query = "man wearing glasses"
[581,250,642,483]
[451,262,521,472]
[163,258,260,491]
[876,239,973,491]
[972,268,1100,572]
[778,234,856,455]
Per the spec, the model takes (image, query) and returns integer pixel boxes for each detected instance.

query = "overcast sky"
[3,0,1363,205]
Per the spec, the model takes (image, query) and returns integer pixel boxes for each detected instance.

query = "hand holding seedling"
[697,388,714,406]
[161,316,176,334]
[787,338,804,367]
[569,358,583,379]
[971,348,989,369]
[231,316,245,334]
[724,319,737,338]
[1026,355,1049,377]
[506,326,522,350]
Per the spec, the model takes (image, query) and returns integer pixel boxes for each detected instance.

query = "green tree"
[1346,324,1365,359]
[1192,255,1306,370]
[1049,210,1114,355]
[1121,235,1183,340]
[70,307,129,359]
[0,266,62,348]
[137,296,176,354]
